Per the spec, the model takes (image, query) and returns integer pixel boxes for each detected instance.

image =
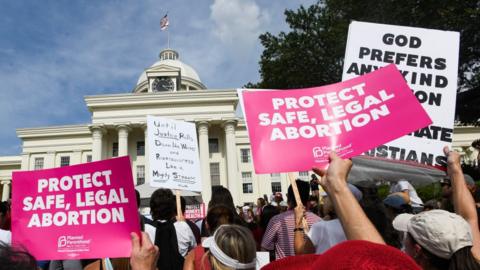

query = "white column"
[143,124,150,185]
[197,121,211,204]
[90,126,105,161]
[224,120,240,205]
[117,124,131,157]
[1,180,10,201]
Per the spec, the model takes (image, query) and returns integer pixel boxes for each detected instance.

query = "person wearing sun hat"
[393,210,474,266]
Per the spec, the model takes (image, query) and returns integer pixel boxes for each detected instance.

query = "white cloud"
[210,0,270,58]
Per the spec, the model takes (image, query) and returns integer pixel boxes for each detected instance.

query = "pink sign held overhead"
[12,156,140,260]
[241,64,432,173]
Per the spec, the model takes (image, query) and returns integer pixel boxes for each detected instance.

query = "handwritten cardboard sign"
[241,64,432,173]
[11,157,140,260]
[147,116,202,192]
[342,21,459,168]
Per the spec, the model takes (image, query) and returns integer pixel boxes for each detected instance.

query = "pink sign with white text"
[184,203,206,220]
[12,157,140,260]
[241,64,432,173]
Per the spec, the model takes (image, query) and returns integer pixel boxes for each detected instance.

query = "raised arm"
[313,152,384,245]
[444,147,480,260]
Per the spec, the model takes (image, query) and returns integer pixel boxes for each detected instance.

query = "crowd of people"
[1,146,480,270]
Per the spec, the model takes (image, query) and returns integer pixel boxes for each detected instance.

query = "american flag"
[160,14,169,31]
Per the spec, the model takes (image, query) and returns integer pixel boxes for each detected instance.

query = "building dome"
[134,49,206,93]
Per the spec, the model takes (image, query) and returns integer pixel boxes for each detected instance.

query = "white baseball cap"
[392,210,473,259]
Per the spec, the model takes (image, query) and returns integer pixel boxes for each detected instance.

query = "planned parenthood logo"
[313,144,354,163]
[57,235,92,255]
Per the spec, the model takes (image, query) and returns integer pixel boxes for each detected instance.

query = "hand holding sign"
[312,152,353,194]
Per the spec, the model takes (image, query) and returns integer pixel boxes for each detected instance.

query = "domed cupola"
[133,48,206,93]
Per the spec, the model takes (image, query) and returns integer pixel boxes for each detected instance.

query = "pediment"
[146,64,181,73]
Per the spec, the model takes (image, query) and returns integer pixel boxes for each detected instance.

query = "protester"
[294,183,363,254]
[145,188,196,270]
[389,179,424,213]
[183,205,237,269]
[310,174,320,197]
[245,207,257,230]
[392,147,480,269]
[200,186,245,237]
[255,197,266,218]
[261,179,321,259]
[307,195,320,216]
[193,205,235,268]
[201,225,257,270]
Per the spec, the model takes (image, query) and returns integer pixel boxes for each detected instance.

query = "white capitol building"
[0,48,479,205]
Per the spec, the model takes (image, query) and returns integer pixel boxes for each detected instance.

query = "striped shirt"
[261,210,321,259]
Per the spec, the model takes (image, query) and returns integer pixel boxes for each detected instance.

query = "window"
[242,172,253,194]
[34,157,44,170]
[271,182,282,193]
[241,149,250,163]
[86,155,92,163]
[112,142,118,157]
[209,138,219,153]
[210,163,220,186]
[242,172,252,181]
[60,156,70,167]
[137,141,145,156]
[271,173,282,193]
[299,171,309,180]
[136,165,145,186]
[270,173,281,182]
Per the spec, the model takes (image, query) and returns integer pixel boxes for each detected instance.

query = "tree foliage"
[249,0,480,95]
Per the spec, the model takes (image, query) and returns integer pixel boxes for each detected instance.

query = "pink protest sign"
[11,156,140,260]
[241,64,432,173]
[184,203,206,220]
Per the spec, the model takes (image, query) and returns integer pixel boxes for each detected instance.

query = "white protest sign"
[147,116,202,192]
[342,21,459,168]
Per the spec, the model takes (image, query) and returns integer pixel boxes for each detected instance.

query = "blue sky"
[0,0,316,156]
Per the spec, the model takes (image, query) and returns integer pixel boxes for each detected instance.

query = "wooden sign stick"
[287,172,309,233]
[175,190,185,221]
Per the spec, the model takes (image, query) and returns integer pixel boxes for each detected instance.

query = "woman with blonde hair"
[184,224,257,270]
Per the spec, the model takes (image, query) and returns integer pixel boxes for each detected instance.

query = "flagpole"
[167,28,170,49]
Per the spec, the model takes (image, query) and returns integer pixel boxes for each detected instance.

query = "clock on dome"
[152,77,175,92]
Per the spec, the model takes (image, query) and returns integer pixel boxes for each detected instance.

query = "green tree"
[249,0,480,121]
